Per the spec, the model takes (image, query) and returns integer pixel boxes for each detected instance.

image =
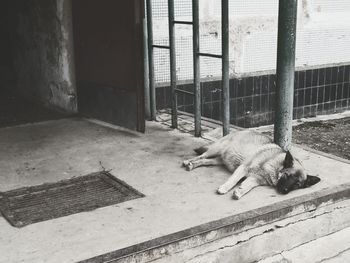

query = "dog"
[183,130,320,199]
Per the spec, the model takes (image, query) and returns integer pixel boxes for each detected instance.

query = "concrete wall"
[152,0,350,84]
[0,2,15,89]
[7,0,77,113]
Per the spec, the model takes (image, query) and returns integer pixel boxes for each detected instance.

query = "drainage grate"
[0,172,144,227]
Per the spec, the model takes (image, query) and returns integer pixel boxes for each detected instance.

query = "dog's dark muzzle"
[277,185,290,194]
[276,175,298,194]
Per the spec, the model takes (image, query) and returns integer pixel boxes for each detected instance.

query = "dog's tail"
[194,146,209,155]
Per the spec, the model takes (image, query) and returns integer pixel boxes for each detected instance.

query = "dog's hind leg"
[184,157,223,171]
[184,138,228,167]
[183,147,220,168]
[232,176,261,200]
[217,164,247,194]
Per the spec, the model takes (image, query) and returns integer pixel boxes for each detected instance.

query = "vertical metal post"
[222,0,230,136]
[146,0,157,120]
[168,0,178,128]
[274,0,298,151]
[192,0,201,137]
[143,1,151,120]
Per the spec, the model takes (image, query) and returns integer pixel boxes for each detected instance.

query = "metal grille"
[0,172,144,227]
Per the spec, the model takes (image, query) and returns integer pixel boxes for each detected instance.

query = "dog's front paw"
[217,186,229,195]
[183,160,194,171]
[183,160,190,167]
[232,190,242,200]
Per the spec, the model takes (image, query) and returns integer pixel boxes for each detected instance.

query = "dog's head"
[276,151,320,194]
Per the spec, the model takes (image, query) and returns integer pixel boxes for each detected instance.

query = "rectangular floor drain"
[0,172,144,227]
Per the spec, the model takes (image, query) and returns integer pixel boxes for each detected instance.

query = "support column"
[146,0,157,120]
[274,0,298,151]
[222,0,230,136]
[143,1,151,119]
[192,0,201,137]
[168,0,178,128]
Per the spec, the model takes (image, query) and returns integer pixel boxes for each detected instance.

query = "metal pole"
[143,1,151,120]
[146,0,157,120]
[168,0,178,128]
[192,0,201,137]
[222,0,230,136]
[274,0,298,151]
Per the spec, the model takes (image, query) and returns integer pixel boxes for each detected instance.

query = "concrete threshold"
[0,116,350,263]
[81,185,350,263]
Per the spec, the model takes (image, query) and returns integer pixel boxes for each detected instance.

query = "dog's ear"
[283,151,294,168]
[303,175,321,188]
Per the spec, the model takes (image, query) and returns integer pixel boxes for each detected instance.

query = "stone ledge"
[80,183,350,263]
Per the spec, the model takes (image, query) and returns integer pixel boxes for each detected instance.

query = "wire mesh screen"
[154,48,170,84]
[175,35,193,82]
[151,0,168,18]
[152,0,169,47]
[151,0,350,83]
[174,0,192,20]
[152,0,224,85]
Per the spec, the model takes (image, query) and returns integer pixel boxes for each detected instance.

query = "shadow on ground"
[0,89,67,128]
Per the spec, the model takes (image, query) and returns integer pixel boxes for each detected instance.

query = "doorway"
[72,0,145,132]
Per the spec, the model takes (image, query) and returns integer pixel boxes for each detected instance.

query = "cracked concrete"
[259,226,350,263]
[153,199,350,263]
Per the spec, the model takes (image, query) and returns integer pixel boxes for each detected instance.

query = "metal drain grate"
[0,172,144,227]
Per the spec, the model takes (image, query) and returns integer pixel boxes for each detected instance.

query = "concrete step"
[81,184,350,263]
[258,226,350,263]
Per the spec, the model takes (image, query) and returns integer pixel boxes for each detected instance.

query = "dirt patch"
[262,117,350,160]
[292,118,350,160]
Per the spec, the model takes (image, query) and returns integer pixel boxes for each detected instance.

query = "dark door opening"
[72,0,145,132]
[0,1,67,128]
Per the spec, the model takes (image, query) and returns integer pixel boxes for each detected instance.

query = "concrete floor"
[0,118,350,262]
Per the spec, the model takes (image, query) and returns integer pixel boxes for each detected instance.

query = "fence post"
[168,0,178,128]
[222,0,230,136]
[274,0,298,150]
[192,0,201,137]
[143,1,151,120]
[146,0,157,120]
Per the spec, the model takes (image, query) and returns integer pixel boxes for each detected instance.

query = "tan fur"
[183,130,306,199]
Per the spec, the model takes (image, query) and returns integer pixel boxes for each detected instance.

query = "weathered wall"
[0,2,15,89]
[8,0,77,113]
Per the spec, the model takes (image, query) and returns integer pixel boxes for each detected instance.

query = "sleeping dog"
[183,130,320,199]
